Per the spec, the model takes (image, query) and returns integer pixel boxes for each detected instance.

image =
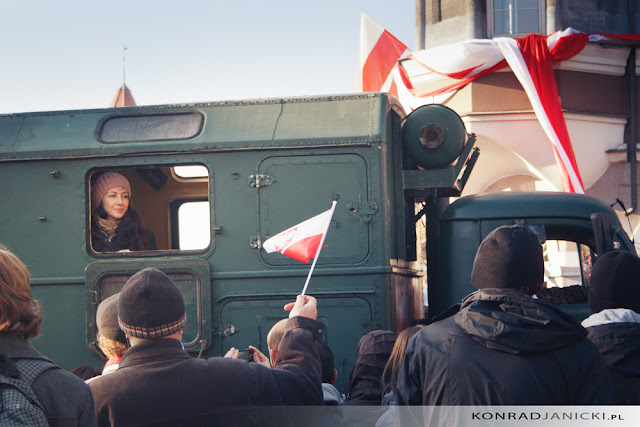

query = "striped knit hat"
[118,268,186,339]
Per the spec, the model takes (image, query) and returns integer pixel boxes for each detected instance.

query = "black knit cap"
[96,293,127,345]
[471,225,544,295]
[118,268,186,339]
[589,250,640,314]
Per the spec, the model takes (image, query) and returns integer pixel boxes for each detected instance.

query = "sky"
[0,0,415,114]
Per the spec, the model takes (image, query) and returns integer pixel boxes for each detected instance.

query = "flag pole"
[301,201,337,296]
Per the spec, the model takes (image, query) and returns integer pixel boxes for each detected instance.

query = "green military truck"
[0,93,633,392]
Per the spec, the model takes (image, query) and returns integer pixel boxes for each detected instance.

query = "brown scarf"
[96,217,120,242]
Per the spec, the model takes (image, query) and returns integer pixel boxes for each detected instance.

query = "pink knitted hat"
[92,172,132,209]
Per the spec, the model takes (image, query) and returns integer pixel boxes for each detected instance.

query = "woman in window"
[91,172,156,252]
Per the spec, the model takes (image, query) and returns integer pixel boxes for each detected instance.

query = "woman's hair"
[380,325,425,395]
[0,244,42,339]
[97,333,129,359]
[92,202,150,251]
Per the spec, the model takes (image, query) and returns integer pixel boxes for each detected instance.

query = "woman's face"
[101,187,130,221]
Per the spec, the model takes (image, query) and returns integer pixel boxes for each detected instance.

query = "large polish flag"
[387,29,640,193]
[357,13,408,96]
[263,202,337,263]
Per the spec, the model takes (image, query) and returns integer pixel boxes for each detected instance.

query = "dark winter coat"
[89,316,323,426]
[583,308,640,404]
[91,226,156,252]
[0,334,97,426]
[396,289,613,408]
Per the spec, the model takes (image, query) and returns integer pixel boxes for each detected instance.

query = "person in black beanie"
[88,267,324,426]
[395,225,613,424]
[582,250,640,404]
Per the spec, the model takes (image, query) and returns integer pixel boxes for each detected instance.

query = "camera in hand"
[238,348,254,362]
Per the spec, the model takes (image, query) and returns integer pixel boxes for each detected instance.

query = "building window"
[488,0,545,37]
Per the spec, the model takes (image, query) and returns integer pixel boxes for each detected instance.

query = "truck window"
[537,240,589,305]
[172,200,210,250]
[99,113,203,143]
[89,165,210,255]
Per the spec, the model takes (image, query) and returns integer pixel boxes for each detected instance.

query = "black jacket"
[92,227,156,252]
[89,316,323,426]
[583,309,640,404]
[396,289,613,408]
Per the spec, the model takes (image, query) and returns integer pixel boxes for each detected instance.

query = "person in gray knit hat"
[90,293,129,379]
[395,225,613,424]
[89,267,325,426]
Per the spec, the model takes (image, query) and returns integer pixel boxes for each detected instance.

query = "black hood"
[455,289,587,354]
[587,322,640,377]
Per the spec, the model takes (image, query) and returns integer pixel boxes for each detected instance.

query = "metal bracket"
[345,201,379,222]
[218,324,239,337]
[249,235,262,249]
[248,174,274,188]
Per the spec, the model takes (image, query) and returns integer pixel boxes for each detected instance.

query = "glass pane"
[178,202,211,250]
[515,9,539,34]
[492,0,541,35]
[493,0,514,11]
[536,240,588,305]
[174,165,208,179]
[95,271,201,346]
[100,113,203,143]
[518,0,539,8]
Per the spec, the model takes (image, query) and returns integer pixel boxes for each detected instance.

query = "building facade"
[408,0,640,284]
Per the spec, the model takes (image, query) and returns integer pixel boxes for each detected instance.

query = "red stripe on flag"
[517,34,584,193]
[282,234,323,264]
[362,30,407,92]
[548,32,588,61]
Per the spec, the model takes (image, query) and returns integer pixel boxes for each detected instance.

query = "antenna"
[122,44,128,86]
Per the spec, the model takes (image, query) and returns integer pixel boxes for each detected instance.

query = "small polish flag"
[263,201,337,263]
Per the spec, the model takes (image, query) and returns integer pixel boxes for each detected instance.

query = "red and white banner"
[359,18,640,193]
[357,13,408,97]
[263,201,337,264]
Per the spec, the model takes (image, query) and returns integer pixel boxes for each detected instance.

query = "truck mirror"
[590,212,618,256]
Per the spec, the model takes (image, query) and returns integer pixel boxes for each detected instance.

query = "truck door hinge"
[250,235,262,249]
[216,324,239,337]
[248,174,274,188]
[346,201,379,222]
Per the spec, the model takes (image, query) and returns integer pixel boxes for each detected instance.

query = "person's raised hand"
[283,295,317,320]
[249,345,271,368]
[224,347,239,358]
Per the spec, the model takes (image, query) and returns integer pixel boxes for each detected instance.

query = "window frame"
[487,0,546,38]
[87,164,211,258]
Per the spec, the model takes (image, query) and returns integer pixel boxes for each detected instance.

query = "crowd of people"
[0,223,638,426]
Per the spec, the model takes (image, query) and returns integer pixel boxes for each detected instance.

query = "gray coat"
[0,334,97,426]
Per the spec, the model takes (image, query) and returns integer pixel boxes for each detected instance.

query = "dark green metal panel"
[258,154,370,265]
[31,284,103,371]
[0,94,392,161]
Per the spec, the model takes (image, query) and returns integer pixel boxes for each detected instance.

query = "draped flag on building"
[359,16,640,193]
[357,13,408,97]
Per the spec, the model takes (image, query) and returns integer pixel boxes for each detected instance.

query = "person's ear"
[331,369,337,385]
[269,349,278,366]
